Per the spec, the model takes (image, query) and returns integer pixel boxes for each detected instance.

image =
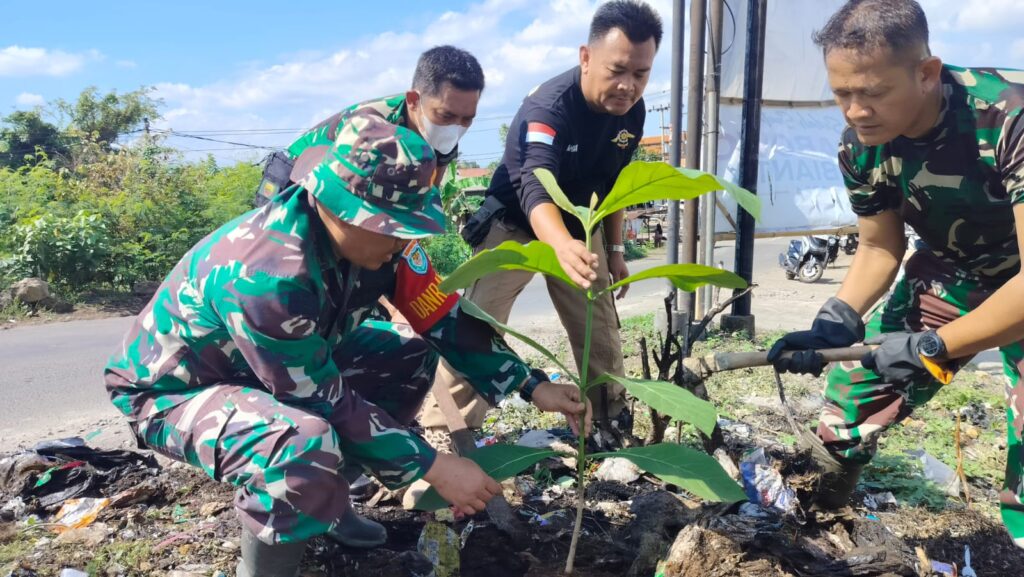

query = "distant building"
[456,167,493,179]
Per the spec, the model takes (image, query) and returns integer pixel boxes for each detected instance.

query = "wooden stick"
[681,346,872,383]
[955,413,971,507]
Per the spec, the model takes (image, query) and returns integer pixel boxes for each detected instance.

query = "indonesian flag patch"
[525,122,556,146]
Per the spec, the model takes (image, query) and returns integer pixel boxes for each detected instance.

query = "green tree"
[0,110,69,169]
[55,86,161,151]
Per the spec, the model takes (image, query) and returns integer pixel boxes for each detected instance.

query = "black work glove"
[860,332,928,384]
[767,297,864,377]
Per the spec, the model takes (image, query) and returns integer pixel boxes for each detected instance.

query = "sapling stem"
[565,233,596,575]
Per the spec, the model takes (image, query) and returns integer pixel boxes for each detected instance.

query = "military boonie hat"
[297,112,444,239]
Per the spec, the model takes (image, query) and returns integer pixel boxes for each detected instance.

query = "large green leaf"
[591,444,746,503]
[438,240,576,293]
[534,168,592,229]
[593,162,761,223]
[602,263,747,296]
[456,298,579,386]
[677,167,761,221]
[414,445,559,511]
[592,374,717,436]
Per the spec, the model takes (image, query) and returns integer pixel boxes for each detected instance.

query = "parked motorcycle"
[841,233,859,255]
[779,235,840,283]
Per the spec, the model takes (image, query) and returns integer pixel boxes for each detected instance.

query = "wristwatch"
[606,244,625,254]
[518,368,549,402]
[917,330,947,360]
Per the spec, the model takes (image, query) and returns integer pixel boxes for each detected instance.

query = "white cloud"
[147,0,681,163]
[0,46,100,76]
[952,0,1024,31]
[116,60,137,69]
[14,92,45,107]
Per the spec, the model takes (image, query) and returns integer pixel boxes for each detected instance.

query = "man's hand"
[608,251,630,299]
[553,238,599,289]
[860,331,930,384]
[422,453,502,517]
[530,381,593,437]
[767,297,865,377]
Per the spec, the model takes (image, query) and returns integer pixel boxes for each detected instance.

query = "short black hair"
[412,45,485,96]
[813,0,930,60]
[589,0,663,50]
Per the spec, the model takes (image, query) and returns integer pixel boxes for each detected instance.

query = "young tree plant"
[415,161,761,574]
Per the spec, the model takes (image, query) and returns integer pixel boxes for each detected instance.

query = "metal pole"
[681,0,706,317]
[700,0,724,317]
[666,0,685,303]
[731,0,766,317]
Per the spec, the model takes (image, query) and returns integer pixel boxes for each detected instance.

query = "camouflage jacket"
[841,65,1024,284]
[287,94,458,174]
[105,188,529,483]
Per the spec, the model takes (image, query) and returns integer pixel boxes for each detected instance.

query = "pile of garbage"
[1,421,1021,576]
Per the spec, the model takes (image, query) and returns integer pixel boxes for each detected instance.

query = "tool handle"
[703,346,872,372]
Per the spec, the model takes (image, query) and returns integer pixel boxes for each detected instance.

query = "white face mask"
[418,108,468,155]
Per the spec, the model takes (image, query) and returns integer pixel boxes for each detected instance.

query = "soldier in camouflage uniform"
[105,108,591,577]
[768,0,1024,547]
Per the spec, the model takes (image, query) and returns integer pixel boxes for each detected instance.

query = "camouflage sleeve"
[423,303,531,405]
[838,129,901,216]
[999,112,1024,204]
[215,272,436,487]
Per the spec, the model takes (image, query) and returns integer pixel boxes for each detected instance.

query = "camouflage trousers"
[820,250,1024,546]
[128,321,438,544]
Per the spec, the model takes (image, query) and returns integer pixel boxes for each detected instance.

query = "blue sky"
[3,0,1023,166]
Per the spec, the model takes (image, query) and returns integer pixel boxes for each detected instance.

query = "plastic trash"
[961,544,977,577]
[863,491,898,510]
[740,448,802,520]
[475,435,498,448]
[417,520,458,577]
[0,496,28,521]
[516,430,560,449]
[906,449,961,497]
[717,417,752,440]
[52,497,110,533]
[593,457,641,484]
[1,437,159,509]
[59,570,87,577]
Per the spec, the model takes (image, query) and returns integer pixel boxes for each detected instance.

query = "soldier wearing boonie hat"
[105,108,592,576]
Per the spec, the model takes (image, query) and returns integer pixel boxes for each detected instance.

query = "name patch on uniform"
[395,241,458,333]
[610,129,636,149]
[526,122,557,146]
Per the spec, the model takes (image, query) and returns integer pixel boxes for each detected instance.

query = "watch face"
[919,333,942,357]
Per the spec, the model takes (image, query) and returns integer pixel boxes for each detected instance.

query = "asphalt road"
[0,238,836,450]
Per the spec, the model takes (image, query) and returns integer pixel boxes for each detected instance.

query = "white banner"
[709,0,855,235]
[714,104,857,235]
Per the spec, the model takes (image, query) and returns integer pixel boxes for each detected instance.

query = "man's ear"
[918,55,943,92]
[579,45,591,74]
[405,89,420,111]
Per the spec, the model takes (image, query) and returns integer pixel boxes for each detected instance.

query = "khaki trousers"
[419,218,626,429]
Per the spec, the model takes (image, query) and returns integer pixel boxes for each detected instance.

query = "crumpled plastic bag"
[739,448,803,521]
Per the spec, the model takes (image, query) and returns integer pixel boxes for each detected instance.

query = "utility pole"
[666,0,685,312]
[681,0,707,319]
[649,104,670,160]
[723,0,767,337]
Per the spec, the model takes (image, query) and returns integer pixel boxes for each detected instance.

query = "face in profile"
[580,27,657,116]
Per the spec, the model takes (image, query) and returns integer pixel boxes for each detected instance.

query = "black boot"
[327,506,388,548]
[801,429,864,509]
[236,528,307,577]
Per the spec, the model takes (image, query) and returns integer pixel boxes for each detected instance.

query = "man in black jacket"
[421,0,662,449]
